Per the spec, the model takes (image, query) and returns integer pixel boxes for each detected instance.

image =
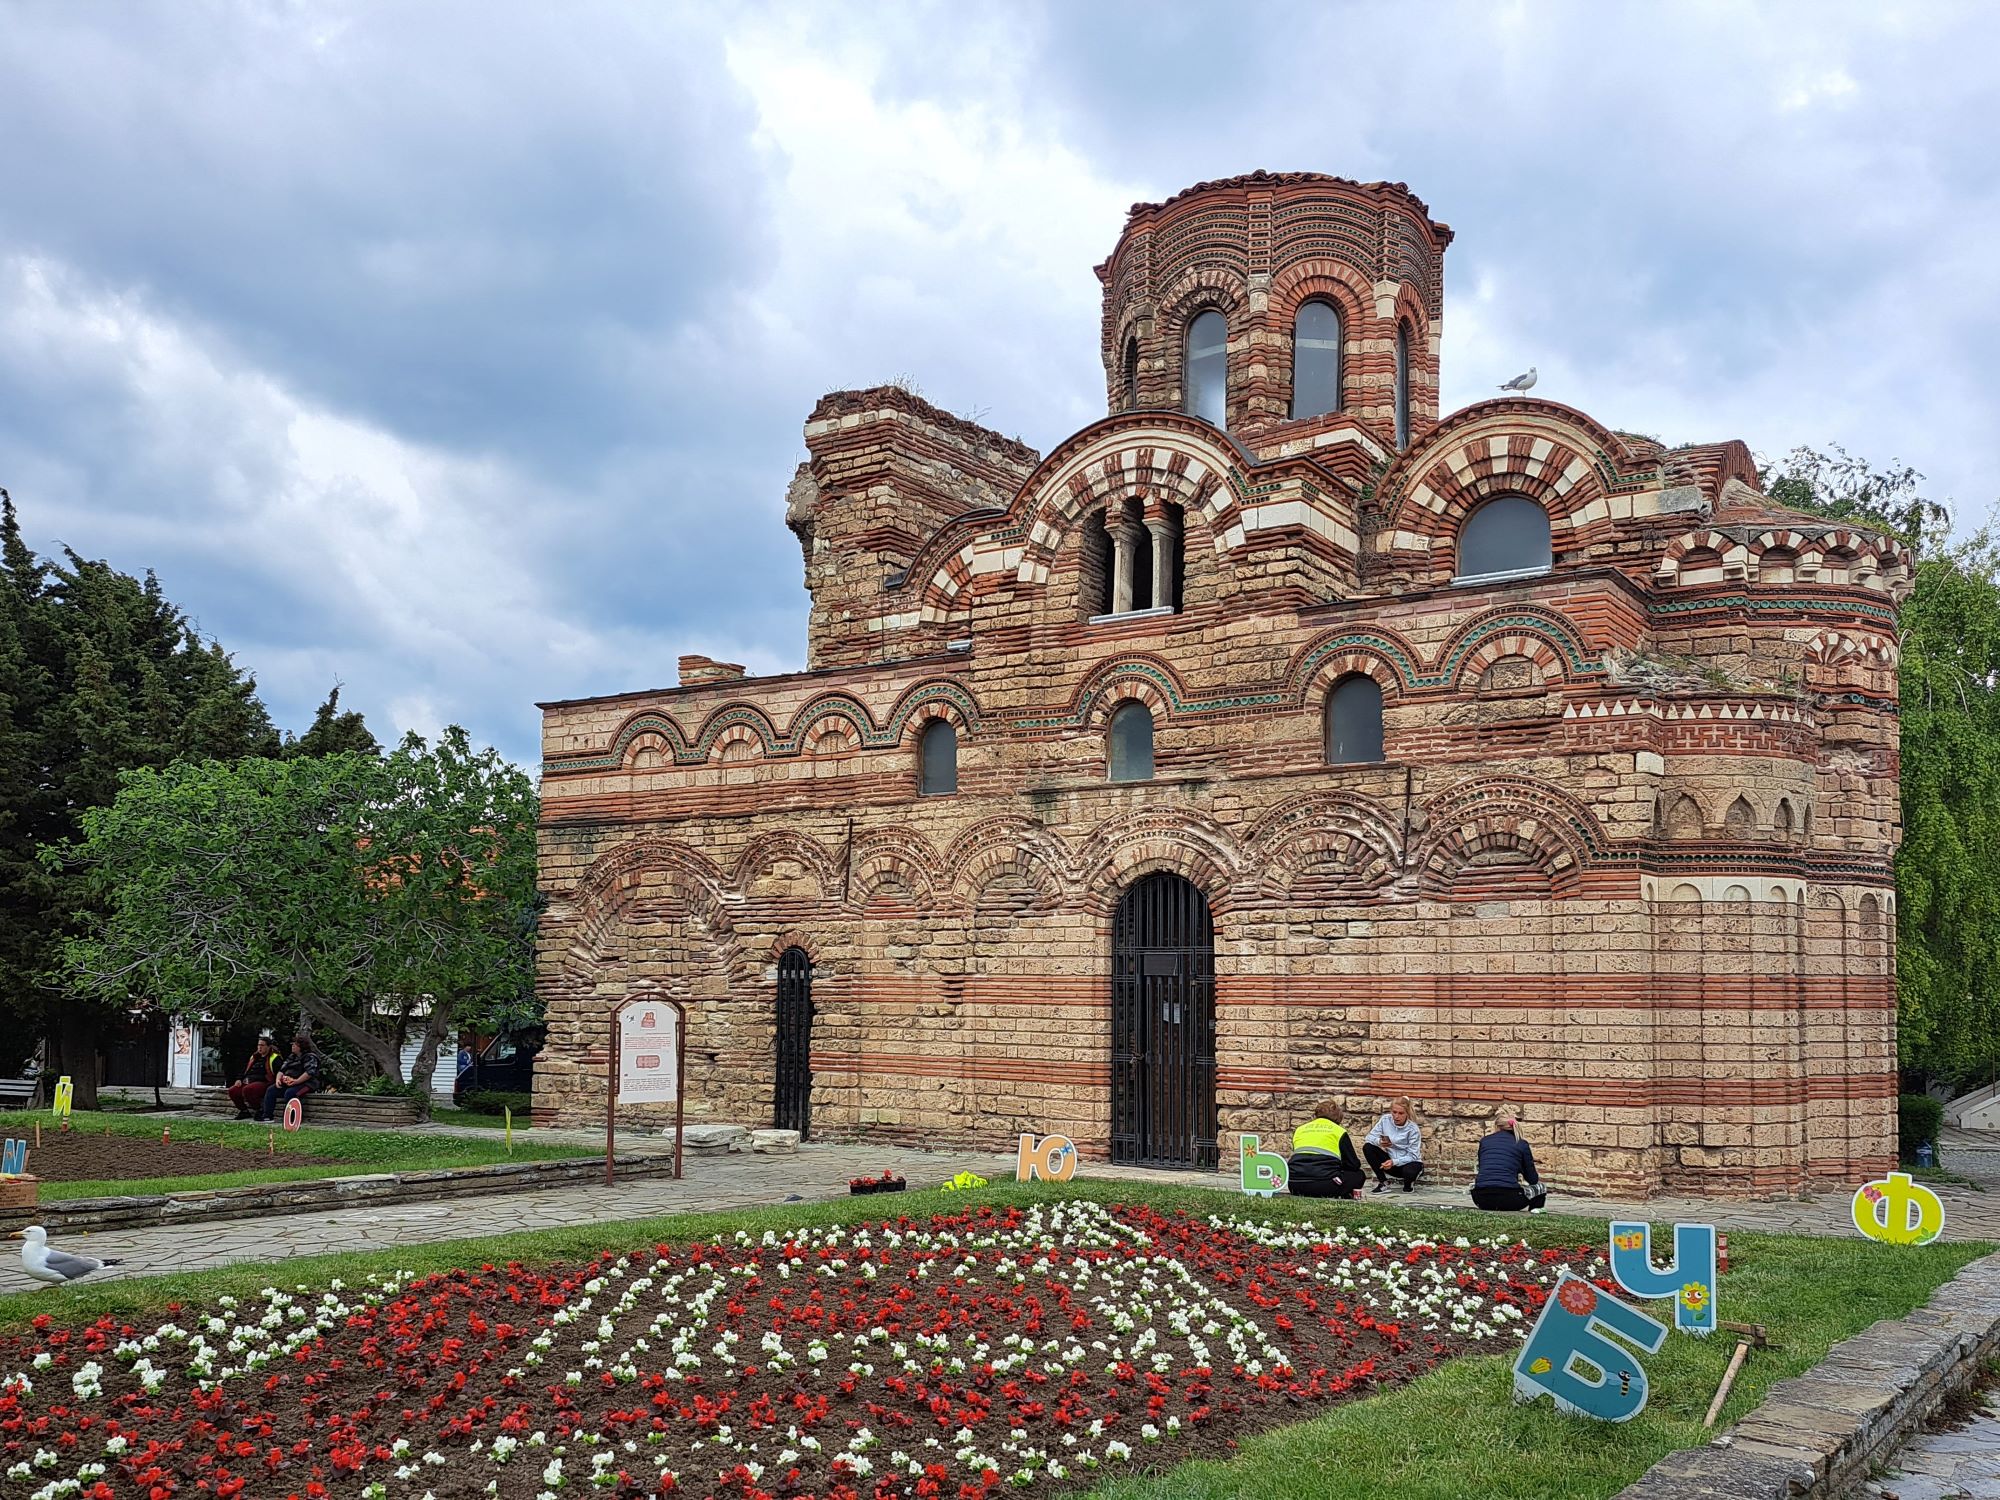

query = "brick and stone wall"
[535,170,1908,1199]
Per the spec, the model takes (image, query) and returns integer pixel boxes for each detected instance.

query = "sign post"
[607,997,686,1185]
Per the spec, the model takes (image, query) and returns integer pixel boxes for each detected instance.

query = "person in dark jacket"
[1470,1107,1547,1211]
[226,1037,276,1119]
[258,1035,323,1122]
[1288,1100,1366,1199]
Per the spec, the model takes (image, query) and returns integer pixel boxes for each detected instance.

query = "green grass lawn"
[427,1105,530,1131]
[0,1176,1983,1498]
[1,1108,589,1200]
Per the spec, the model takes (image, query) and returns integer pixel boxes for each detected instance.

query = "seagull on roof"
[13,1225,123,1287]
[1498,367,1538,392]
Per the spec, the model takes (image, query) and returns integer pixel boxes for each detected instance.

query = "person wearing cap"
[1288,1100,1366,1199]
[1470,1106,1547,1212]
[1363,1096,1425,1193]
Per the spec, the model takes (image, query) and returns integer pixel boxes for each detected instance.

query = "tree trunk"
[297,994,404,1081]
[407,999,457,1101]
[48,1003,102,1112]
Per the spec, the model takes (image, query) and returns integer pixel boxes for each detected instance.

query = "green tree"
[0,494,283,1094]
[284,684,380,759]
[50,729,539,1092]
[1761,447,2000,1086]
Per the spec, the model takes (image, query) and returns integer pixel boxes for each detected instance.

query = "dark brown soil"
[16,1126,339,1183]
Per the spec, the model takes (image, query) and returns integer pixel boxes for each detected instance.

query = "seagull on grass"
[13,1225,123,1287]
[1498,367,1538,392]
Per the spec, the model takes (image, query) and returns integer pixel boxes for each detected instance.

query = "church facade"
[534,171,1907,1198]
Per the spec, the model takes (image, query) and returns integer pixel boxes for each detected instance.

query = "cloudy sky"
[3,2,1994,768]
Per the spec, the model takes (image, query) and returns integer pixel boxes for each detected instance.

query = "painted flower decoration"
[1679,1282,1710,1313]
[1556,1279,1600,1316]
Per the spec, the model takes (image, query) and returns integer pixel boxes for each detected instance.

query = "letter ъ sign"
[1239,1134,1288,1197]
[1852,1171,1945,1246]
[1015,1133,1077,1183]
[1513,1272,1668,1423]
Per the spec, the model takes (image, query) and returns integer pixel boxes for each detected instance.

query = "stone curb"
[0,1153,679,1236]
[1615,1249,2000,1499]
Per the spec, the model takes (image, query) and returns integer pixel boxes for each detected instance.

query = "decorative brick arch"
[566,837,732,958]
[1288,625,1420,701]
[731,829,841,905]
[690,703,779,761]
[1655,529,1753,586]
[1243,791,1403,898]
[1073,654,1189,727]
[847,826,946,910]
[1372,400,1644,573]
[887,680,981,745]
[1415,775,1605,898]
[786,693,876,751]
[942,817,1073,909]
[1430,605,1595,689]
[764,930,826,965]
[1075,808,1242,916]
[581,709,695,774]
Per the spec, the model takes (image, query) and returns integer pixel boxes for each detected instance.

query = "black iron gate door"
[1110,873,1217,1168]
[774,947,814,1137]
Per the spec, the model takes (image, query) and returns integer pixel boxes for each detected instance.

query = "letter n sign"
[1513,1272,1668,1422]
[0,1138,24,1174]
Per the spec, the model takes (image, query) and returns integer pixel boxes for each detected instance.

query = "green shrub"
[1899,1092,1944,1161]
[355,1075,427,1099]
[460,1090,531,1117]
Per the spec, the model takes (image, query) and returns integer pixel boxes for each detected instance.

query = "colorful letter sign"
[0,1138,25,1175]
[1239,1134,1288,1197]
[1851,1171,1945,1246]
[283,1096,303,1131]
[617,1001,682,1104]
[1609,1221,1718,1336]
[1015,1133,1077,1183]
[1512,1272,1668,1423]
[51,1077,72,1119]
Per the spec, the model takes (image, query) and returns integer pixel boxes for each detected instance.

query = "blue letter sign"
[1609,1221,1718,1336]
[1513,1272,1668,1423]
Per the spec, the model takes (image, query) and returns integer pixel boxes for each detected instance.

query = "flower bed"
[0,1201,1606,1500]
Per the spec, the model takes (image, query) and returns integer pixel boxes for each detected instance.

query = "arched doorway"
[774,947,814,1137]
[1110,873,1217,1168]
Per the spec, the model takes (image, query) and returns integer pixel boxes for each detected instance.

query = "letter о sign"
[1609,1221,1718,1337]
[1513,1272,1668,1423]
[283,1096,304,1132]
[1239,1134,1288,1198]
[1852,1171,1944,1247]
[1015,1133,1076,1183]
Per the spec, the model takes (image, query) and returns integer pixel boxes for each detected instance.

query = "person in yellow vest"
[1289,1100,1366,1199]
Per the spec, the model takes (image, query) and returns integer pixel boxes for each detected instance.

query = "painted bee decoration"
[1618,1369,1633,1397]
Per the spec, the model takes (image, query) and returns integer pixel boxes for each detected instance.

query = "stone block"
[750,1129,801,1154]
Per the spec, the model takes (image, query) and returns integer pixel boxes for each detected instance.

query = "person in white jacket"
[1363,1096,1426,1193]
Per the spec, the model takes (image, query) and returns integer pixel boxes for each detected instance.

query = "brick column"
[1110,519,1142,614]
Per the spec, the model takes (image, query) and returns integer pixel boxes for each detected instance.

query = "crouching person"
[1289,1101,1366,1199]
[1364,1096,1425,1193]
[1470,1106,1548,1212]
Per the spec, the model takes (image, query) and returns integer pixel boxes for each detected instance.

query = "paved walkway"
[8,1137,2000,1299]
[1863,1387,2000,1498]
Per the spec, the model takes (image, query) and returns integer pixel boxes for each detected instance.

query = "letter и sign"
[617,1002,681,1103]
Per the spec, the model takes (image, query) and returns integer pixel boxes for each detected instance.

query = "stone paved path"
[1863,1388,2000,1499]
[8,1138,2000,1299]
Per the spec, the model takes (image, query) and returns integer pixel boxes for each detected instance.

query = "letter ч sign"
[1609,1221,1718,1336]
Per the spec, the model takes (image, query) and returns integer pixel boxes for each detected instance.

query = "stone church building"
[535,171,1907,1198]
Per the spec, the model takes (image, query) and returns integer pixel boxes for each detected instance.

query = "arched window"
[1324,674,1384,764]
[1456,495,1552,581]
[1184,311,1227,427]
[1290,300,1343,420]
[1122,336,1139,409]
[1108,702,1154,783]
[918,719,957,796]
[1394,321,1412,450]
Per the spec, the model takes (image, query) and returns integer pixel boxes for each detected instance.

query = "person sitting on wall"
[226,1036,276,1119]
[1470,1106,1547,1212]
[257,1035,323,1123]
[1288,1100,1366,1199]
[1363,1096,1425,1193]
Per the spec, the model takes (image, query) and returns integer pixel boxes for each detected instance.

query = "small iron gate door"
[1110,873,1217,1168]
[774,947,814,1137]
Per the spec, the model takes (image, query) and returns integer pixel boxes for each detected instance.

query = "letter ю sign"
[1015,1133,1078,1183]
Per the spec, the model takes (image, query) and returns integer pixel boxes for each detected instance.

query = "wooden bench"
[0,1078,37,1109]
[195,1089,427,1128]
